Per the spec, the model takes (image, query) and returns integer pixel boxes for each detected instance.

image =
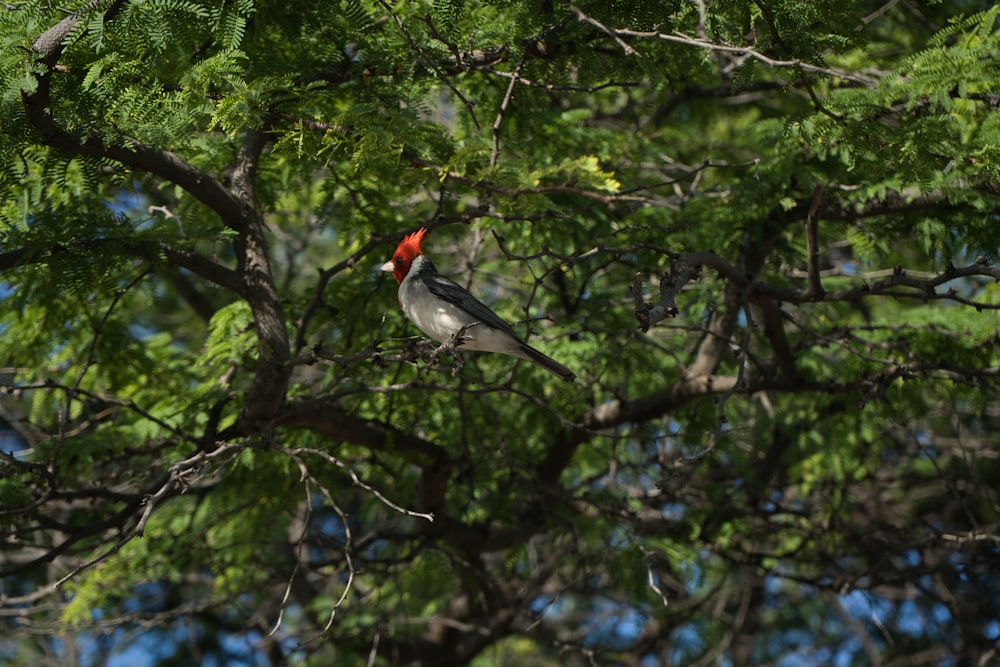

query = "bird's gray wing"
[422,272,520,337]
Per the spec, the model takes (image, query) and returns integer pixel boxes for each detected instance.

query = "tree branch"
[537,373,743,485]
[615,28,878,87]
[755,298,800,385]
[0,239,241,294]
[568,3,641,57]
[754,257,1000,307]
[231,128,291,432]
[276,400,453,519]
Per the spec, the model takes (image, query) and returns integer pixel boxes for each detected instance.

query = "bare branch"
[277,446,434,522]
[491,52,527,167]
[755,257,1000,308]
[15,444,242,594]
[634,258,702,332]
[568,3,641,57]
[615,28,879,87]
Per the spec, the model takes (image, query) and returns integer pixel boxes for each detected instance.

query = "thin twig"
[491,52,527,167]
[568,3,641,57]
[298,490,356,646]
[267,477,314,637]
[50,445,240,592]
[615,28,878,87]
[276,446,435,522]
[644,554,670,607]
[484,68,641,93]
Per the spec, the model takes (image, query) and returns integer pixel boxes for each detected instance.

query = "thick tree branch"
[231,129,291,431]
[754,257,1000,307]
[537,373,743,485]
[276,400,453,519]
[157,245,242,293]
[0,239,242,294]
[755,298,801,384]
[810,187,997,222]
[29,0,122,60]
[30,16,293,431]
[277,401,449,467]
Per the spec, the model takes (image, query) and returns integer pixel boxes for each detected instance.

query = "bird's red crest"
[383,227,428,286]
[398,227,427,258]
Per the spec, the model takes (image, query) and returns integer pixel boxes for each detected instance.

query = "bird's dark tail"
[518,344,576,383]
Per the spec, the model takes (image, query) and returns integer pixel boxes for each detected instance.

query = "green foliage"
[2,0,999,666]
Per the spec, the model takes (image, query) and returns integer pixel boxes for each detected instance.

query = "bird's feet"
[431,324,479,376]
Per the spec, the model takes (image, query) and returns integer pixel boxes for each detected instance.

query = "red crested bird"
[381,228,576,382]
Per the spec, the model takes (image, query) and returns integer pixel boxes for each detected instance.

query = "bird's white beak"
[380,260,395,273]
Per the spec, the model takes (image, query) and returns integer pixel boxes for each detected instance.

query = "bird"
[381,227,576,382]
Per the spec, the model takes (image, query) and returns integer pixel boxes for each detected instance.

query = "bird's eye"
[395,257,403,266]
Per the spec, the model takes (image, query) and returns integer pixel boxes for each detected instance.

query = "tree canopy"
[1,0,999,665]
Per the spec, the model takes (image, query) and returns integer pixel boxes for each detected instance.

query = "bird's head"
[381,227,428,285]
